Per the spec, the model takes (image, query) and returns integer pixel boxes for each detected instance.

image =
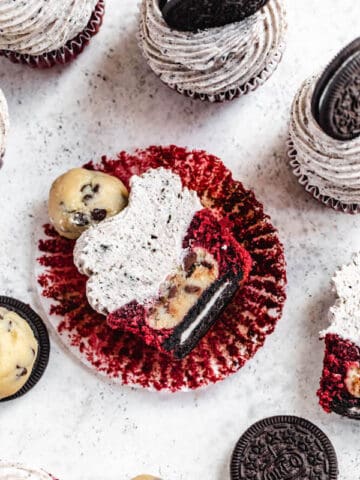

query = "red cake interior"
[318,333,360,416]
[37,146,286,391]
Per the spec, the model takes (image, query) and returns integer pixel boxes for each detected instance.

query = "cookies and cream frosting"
[0,0,98,56]
[321,253,360,348]
[0,307,38,400]
[289,76,360,205]
[139,0,287,99]
[0,464,53,480]
[0,89,9,160]
[74,168,202,315]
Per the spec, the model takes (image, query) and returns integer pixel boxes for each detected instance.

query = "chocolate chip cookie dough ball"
[49,168,128,240]
[0,307,38,400]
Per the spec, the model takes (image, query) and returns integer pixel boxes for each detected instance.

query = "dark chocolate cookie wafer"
[231,416,338,480]
[0,296,50,402]
[160,0,270,32]
[312,37,360,141]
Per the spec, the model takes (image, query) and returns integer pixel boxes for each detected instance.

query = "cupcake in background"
[0,88,9,166]
[0,463,56,479]
[0,0,105,69]
[138,0,287,102]
[318,253,360,419]
[0,297,50,402]
[288,37,360,213]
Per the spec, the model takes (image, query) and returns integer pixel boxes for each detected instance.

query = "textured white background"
[0,1,360,479]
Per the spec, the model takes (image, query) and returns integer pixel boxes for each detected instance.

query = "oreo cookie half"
[159,0,270,32]
[0,296,50,402]
[162,271,242,359]
[312,37,360,141]
[231,416,339,480]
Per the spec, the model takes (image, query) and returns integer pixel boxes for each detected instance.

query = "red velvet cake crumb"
[318,333,360,417]
[37,146,286,391]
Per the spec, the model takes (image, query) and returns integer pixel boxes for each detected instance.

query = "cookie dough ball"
[49,168,128,240]
[0,307,38,400]
[131,476,161,480]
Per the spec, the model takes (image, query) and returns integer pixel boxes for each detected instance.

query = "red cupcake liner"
[36,146,287,392]
[0,0,105,69]
[287,136,360,214]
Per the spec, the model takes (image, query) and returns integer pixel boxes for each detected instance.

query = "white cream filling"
[74,168,202,315]
[289,76,360,204]
[180,280,229,344]
[321,253,360,348]
[0,89,9,160]
[0,464,53,480]
[138,0,287,98]
[0,0,98,56]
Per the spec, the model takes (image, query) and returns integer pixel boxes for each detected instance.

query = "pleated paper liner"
[0,297,50,401]
[36,145,286,392]
[287,136,360,214]
[0,462,57,480]
[0,0,105,69]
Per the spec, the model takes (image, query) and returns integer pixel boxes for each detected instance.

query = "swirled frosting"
[320,253,360,349]
[138,0,287,99]
[289,76,360,205]
[0,89,9,161]
[0,0,98,56]
[0,463,53,480]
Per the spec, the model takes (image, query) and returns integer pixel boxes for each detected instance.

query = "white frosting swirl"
[289,77,360,205]
[74,168,202,315]
[321,253,360,349]
[0,0,98,56]
[0,89,9,161]
[0,463,53,480]
[138,0,287,100]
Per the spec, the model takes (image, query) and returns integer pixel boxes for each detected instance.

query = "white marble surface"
[0,1,359,479]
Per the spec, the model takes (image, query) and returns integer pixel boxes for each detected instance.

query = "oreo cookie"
[162,271,242,359]
[0,296,50,402]
[231,416,339,480]
[159,0,270,32]
[312,37,360,141]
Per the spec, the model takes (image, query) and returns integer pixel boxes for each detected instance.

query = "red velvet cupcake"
[318,253,360,419]
[36,146,286,391]
[0,0,105,69]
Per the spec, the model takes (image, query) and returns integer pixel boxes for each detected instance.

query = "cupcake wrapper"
[0,0,105,69]
[36,146,286,392]
[172,44,286,103]
[0,296,50,402]
[287,136,360,214]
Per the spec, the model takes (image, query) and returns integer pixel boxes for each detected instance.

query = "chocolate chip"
[91,209,107,222]
[80,183,92,192]
[73,212,90,226]
[16,366,28,377]
[82,194,93,203]
[93,184,100,193]
[184,251,197,273]
[185,285,201,294]
[201,261,213,270]
[168,285,178,299]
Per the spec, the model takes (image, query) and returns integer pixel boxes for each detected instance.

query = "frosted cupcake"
[138,0,287,102]
[0,0,105,68]
[0,88,9,166]
[0,463,56,480]
[318,253,360,419]
[288,38,360,213]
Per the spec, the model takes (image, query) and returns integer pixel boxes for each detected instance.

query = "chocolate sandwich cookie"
[0,297,50,402]
[312,37,360,141]
[162,271,242,359]
[160,0,270,32]
[231,416,338,480]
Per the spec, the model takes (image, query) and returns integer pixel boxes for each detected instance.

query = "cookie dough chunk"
[0,307,38,400]
[49,168,128,239]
